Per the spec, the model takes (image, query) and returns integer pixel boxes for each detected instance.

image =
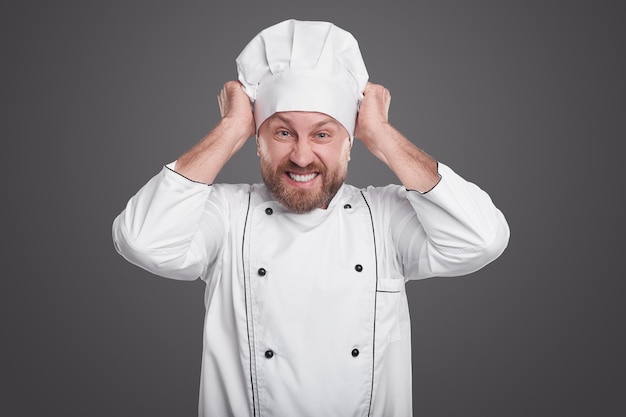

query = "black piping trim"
[404,161,442,194]
[242,191,256,417]
[164,164,213,186]
[360,190,378,417]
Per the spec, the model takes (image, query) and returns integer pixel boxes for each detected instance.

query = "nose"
[289,138,316,167]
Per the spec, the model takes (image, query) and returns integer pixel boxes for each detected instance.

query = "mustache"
[278,161,325,173]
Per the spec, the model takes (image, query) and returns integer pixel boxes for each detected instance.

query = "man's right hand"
[217,80,256,144]
[174,81,256,184]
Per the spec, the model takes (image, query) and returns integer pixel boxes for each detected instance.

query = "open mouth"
[287,172,319,183]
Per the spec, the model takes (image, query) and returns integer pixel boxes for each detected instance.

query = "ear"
[256,135,261,157]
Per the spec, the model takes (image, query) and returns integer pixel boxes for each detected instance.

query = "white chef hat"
[236,19,369,137]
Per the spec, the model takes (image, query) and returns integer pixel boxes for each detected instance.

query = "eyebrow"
[271,113,341,130]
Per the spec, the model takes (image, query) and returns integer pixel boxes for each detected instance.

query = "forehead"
[264,111,343,129]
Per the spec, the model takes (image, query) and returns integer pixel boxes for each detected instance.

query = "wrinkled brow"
[269,113,341,130]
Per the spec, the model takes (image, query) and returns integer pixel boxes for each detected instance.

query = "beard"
[260,157,347,214]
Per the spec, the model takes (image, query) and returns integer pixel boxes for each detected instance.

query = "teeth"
[289,172,317,182]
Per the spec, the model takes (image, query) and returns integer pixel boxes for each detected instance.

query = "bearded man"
[113,19,509,417]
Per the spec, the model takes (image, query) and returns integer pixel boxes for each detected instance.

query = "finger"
[218,89,227,117]
[217,93,223,117]
[382,88,390,110]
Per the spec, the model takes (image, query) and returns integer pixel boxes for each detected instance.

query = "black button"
[351,348,360,357]
[344,204,352,209]
[258,268,266,276]
[265,350,274,359]
[265,207,273,215]
[355,264,363,272]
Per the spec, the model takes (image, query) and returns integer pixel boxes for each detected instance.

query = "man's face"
[257,111,351,213]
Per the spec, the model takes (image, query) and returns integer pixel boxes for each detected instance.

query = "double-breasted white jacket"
[112,162,509,417]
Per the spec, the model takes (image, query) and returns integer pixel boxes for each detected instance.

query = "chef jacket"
[112,161,509,417]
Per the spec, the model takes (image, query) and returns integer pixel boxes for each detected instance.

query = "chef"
[112,19,510,417]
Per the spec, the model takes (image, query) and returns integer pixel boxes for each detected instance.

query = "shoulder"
[339,184,411,218]
[210,183,275,208]
[359,184,409,206]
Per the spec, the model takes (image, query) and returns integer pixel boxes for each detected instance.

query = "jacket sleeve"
[112,164,228,281]
[388,162,510,279]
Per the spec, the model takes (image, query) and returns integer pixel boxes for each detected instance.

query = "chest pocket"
[376,275,404,347]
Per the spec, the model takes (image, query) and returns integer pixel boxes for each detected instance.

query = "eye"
[315,132,330,140]
[274,129,293,140]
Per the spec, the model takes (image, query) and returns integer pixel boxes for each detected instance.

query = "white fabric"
[236,19,369,135]
[112,163,509,417]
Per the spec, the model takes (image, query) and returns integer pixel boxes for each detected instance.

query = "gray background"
[3,0,625,416]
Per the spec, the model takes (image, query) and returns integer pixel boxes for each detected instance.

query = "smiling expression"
[257,111,352,213]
